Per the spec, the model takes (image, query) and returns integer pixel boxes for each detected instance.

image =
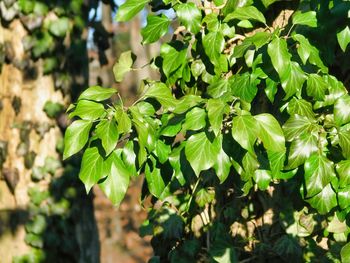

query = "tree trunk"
[0,14,99,263]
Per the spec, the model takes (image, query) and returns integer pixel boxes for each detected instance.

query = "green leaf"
[113,51,135,82]
[292,34,327,73]
[231,114,258,152]
[202,31,225,69]
[116,0,149,22]
[268,150,287,179]
[213,135,231,183]
[287,98,315,120]
[265,78,278,103]
[337,26,350,52]
[338,186,350,209]
[196,188,215,207]
[224,6,266,24]
[243,152,259,178]
[339,130,350,159]
[63,120,92,159]
[281,62,307,99]
[182,107,206,131]
[334,95,350,126]
[306,74,327,101]
[79,147,107,192]
[307,184,337,214]
[341,243,350,263]
[185,132,219,176]
[160,114,183,137]
[207,99,229,136]
[175,3,202,34]
[202,13,220,32]
[115,107,132,135]
[145,156,166,198]
[283,114,314,142]
[210,240,237,263]
[292,11,317,27]
[155,140,171,164]
[70,100,105,120]
[144,82,176,110]
[141,14,171,44]
[173,95,203,114]
[255,113,286,152]
[161,44,187,78]
[130,107,157,152]
[78,86,116,102]
[253,170,272,191]
[231,73,259,103]
[267,37,291,80]
[122,141,137,177]
[261,0,279,8]
[336,160,350,188]
[191,60,205,79]
[238,20,254,29]
[304,154,336,198]
[246,31,272,49]
[49,17,70,37]
[43,101,64,118]
[99,150,130,206]
[207,79,230,98]
[287,132,318,169]
[273,235,302,260]
[95,119,119,156]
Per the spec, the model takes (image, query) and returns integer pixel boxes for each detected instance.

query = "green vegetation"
[65,0,350,262]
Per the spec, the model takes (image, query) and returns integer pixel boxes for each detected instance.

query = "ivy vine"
[64,0,350,262]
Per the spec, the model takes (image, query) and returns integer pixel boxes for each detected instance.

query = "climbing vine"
[65,0,350,262]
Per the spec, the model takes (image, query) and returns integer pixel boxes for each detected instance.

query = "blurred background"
[0,0,160,262]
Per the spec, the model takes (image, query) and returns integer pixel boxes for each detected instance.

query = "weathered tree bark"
[0,14,99,263]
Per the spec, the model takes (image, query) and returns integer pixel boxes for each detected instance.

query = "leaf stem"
[185,177,201,212]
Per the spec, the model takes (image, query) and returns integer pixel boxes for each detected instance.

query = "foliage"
[65,0,350,262]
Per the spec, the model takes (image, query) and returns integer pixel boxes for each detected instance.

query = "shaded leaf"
[145,156,166,198]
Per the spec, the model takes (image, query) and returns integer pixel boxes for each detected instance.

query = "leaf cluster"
[65,0,350,262]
